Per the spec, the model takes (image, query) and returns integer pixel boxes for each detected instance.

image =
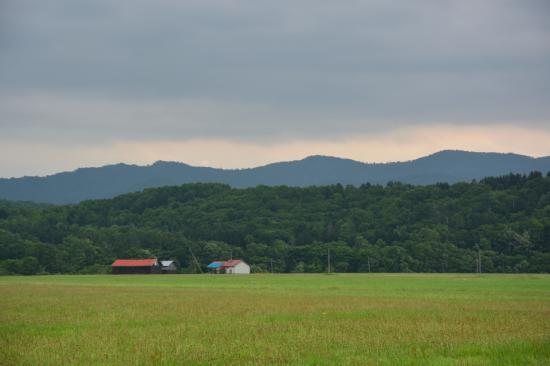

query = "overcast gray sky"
[1,0,549,177]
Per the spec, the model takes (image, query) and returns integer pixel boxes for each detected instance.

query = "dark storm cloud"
[1,0,549,142]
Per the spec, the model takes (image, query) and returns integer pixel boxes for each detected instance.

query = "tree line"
[1,172,549,274]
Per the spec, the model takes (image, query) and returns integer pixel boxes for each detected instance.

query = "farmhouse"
[207,259,251,274]
[160,260,178,273]
[111,259,160,274]
[222,259,251,274]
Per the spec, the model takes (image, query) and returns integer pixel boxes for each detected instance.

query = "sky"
[1,0,549,178]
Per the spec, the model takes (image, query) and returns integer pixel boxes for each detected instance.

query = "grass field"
[1,274,549,365]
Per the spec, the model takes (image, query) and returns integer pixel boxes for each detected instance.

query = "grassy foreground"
[1,274,549,365]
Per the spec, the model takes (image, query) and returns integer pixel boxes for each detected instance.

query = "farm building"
[160,260,178,273]
[111,259,161,274]
[207,261,224,273]
[207,259,250,274]
[223,259,251,274]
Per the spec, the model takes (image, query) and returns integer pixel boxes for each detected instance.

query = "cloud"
[1,2,549,118]
[0,0,549,175]
[1,93,549,145]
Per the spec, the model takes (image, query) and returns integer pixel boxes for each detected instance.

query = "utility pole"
[270,258,274,274]
[327,247,331,274]
[367,256,371,273]
[188,247,203,274]
[478,247,482,274]
[230,249,233,260]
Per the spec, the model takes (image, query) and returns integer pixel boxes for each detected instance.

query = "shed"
[111,259,160,274]
[221,259,250,274]
[207,261,224,273]
[160,260,178,273]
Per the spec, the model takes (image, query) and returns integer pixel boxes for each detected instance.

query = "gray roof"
[160,260,175,267]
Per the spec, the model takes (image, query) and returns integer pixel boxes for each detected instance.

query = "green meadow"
[1,274,549,365]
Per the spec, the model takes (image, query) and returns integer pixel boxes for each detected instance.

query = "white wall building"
[222,259,250,274]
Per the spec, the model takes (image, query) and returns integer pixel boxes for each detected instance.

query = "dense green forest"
[1,172,549,274]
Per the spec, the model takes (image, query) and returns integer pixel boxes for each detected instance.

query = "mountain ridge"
[1,150,549,204]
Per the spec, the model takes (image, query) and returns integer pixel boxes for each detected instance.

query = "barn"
[111,259,160,274]
[221,259,250,274]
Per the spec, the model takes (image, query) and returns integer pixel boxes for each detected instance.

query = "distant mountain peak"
[430,149,531,157]
[151,160,184,167]
[302,155,338,160]
[1,150,549,204]
[298,155,363,164]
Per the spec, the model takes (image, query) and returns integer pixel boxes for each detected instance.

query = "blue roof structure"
[207,261,223,269]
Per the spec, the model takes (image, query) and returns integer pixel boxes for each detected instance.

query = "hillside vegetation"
[1,172,549,274]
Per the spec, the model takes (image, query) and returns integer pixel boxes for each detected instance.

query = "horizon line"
[2,149,547,180]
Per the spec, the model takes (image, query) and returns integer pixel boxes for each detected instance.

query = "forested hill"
[1,172,549,275]
[1,150,550,204]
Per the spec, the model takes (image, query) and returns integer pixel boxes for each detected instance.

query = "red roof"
[221,259,242,268]
[112,259,158,267]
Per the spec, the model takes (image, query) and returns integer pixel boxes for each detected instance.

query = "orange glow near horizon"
[1,124,549,178]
